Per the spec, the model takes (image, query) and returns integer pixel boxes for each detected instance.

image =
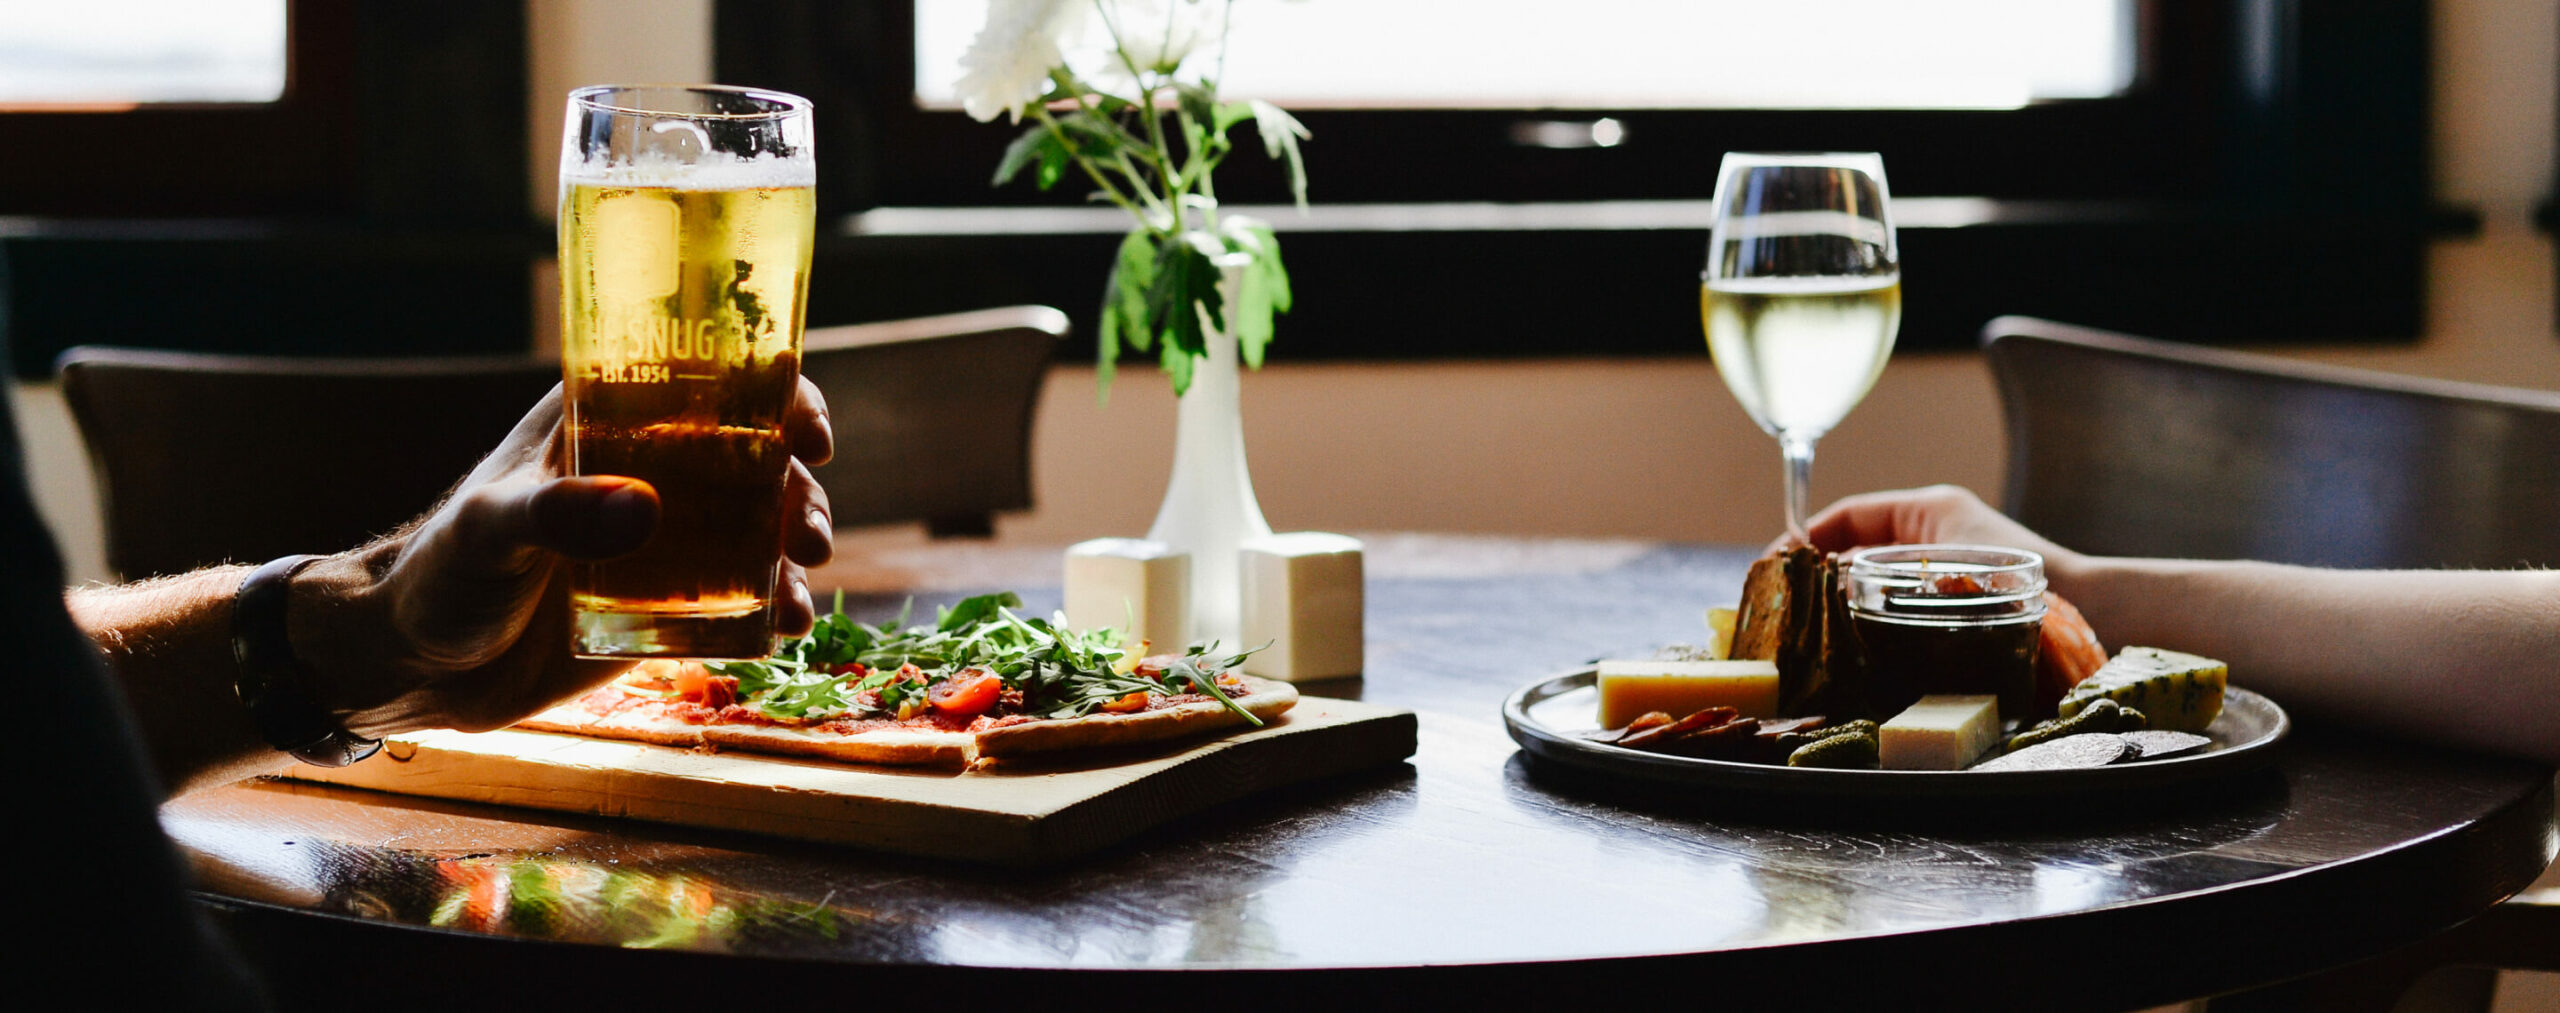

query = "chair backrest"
[799,305,1063,537]
[56,348,560,579]
[1982,316,2560,569]
[56,306,1063,579]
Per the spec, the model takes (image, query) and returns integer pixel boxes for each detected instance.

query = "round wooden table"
[167,535,2557,1011]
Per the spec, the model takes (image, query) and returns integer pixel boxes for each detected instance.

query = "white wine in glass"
[1701,153,1901,540]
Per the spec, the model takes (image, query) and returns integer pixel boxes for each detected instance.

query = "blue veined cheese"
[1595,659,1780,727]
[2058,647,2228,732]
[1879,694,2002,770]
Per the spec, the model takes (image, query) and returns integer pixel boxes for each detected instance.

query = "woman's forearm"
[2054,557,2560,765]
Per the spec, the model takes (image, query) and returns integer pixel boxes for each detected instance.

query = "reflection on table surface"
[164,535,2558,999]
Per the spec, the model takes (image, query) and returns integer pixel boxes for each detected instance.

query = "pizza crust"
[700,722,975,768]
[516,699,707,748]
[506,675,1299,769]
[974,676,1299,759]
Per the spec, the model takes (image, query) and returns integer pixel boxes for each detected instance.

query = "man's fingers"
[774,563,816,637]
[783,458,834,567]
[456,385,569,490]
[526,476,661,561]
[786,375,833,466]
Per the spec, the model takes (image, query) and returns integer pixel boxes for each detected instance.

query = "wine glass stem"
[1780,432,1818,543]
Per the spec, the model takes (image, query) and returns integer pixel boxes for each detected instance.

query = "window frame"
[717,0,2450,356]
[0,0,536,377]
[0,0,360,218]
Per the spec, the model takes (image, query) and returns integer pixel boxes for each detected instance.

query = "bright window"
[0,0,287,107]
[914,0,2133,112]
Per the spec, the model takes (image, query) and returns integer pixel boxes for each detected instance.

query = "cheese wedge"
[1702,607,1738,660]
[1596,659,1780,728]
[2058,647,2227,733]
[1879,694,2002,770]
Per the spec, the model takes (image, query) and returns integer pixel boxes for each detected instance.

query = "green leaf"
[1035,138,1069,190]
[1137,234,1230,395]
[1175,81,1218,133]
[990,124,1053,188]
[1159,337,1196,395]
[937,591,1025,633]
[1212,100,1254,134]
[1249,100,1312,207]
[1186,237,1228,332]
[1112,228,1157,339]
[1233,258,1274,369]
[1144,240,1201,364]
[1211,218,1288,368]
[1096,269,1122,400]
[1252,224,1291,314]
[1054,109,1133,154]
[1097,227,1161,401]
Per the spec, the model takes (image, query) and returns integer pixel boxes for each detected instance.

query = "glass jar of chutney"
[1843,545,2045,720]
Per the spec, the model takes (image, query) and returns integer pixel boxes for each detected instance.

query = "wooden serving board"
[284,697,1416,867]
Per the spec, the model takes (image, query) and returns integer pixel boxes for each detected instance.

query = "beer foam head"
[562,149,816,190]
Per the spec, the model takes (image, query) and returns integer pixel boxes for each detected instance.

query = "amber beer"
[559,85,815,659]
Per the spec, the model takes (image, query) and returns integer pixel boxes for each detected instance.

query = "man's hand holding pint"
[68,378,836,794]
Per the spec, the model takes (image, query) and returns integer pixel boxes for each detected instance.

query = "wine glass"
[1702,152,1901,542]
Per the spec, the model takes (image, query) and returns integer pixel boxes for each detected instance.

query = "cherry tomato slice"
[1099,691,1152,714]
[928,672,1004,717]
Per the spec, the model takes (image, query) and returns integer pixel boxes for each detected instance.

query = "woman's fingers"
[1797,485,1995,553]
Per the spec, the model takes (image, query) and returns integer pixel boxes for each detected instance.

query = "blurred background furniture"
[1983,315,2560,570]
[798,305,1062,538]
[1982,315,2560,1012]
[56,348,559,579]
[55,305,1062,580]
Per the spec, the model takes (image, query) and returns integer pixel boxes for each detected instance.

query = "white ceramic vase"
[1145,270,1271,649]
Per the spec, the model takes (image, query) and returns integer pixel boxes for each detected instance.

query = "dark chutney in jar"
[1849,611,2042,720]
[1842,547,2049,721]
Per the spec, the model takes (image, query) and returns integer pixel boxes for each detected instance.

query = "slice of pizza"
[515,596,1298,768]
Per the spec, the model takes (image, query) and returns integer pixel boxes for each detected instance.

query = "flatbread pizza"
[516,593,1296,768]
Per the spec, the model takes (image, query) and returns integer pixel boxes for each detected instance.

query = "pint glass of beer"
[558,85,815,659]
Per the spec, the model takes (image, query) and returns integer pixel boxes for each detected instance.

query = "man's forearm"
[64,566,283,793]
[2057,557,2560,765]
[64,550,402,795]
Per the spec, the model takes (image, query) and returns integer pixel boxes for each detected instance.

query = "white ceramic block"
[1063,538,1191,652]
[1238,532,1365,682]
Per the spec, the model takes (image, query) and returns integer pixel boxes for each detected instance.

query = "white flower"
[1096,0,1224,74]
[955,0,1086,123]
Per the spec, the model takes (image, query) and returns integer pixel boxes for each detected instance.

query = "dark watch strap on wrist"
[232,554,382,767]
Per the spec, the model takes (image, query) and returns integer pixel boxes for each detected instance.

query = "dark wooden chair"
[56,348,560,579]
[1980,316,2560,1011]
[1982,315,2560,569]
[797,305,1062,538]
[55,305,1062,579]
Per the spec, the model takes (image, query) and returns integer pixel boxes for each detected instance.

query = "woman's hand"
[1791,484,2088,583]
